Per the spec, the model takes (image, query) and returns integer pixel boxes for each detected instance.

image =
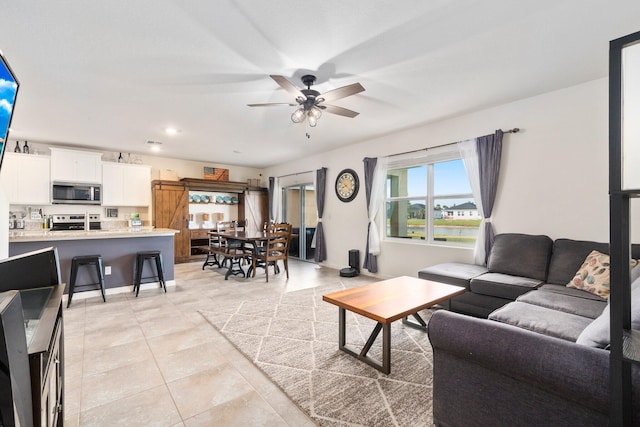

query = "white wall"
[264,77,630,278]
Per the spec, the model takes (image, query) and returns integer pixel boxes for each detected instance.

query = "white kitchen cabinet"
[50,147,102,183]
[0,152,51,204]
[102,162,151,206]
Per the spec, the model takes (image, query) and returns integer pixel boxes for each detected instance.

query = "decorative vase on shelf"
[23,141,29,154]
[14,141,21,153]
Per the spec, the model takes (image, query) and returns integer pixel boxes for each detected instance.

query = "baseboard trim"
[63,280,176,302]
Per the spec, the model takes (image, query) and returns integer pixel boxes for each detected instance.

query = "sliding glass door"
[282,184,318,260]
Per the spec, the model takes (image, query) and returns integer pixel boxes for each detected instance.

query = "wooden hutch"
[152,178,268,263]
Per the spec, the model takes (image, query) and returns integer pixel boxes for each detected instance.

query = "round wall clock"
[335,169,360,202]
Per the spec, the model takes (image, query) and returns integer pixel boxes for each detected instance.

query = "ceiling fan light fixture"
[308,115,317,127]
[291,108,306,123]
[250,74,364,127]
[308,106,322,120]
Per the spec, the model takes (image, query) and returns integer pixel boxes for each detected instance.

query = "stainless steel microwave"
[51,182,101,204]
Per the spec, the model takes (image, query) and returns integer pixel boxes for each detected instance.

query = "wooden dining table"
[208,230,268,279]
[208,230,296,280]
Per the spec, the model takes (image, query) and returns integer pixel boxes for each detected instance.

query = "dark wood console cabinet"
[22,284,65,427]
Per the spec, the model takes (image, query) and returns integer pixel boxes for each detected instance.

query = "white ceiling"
[1,1,639,168]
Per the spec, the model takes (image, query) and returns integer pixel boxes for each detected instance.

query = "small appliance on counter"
[50,214,101,231]
[128,212,143,228]
[14,217,25,229]
[8,211,26,229]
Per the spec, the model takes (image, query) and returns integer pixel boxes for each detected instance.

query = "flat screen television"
[0,50,20,172]
[0,247,61,292]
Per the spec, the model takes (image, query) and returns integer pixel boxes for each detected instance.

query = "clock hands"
[335,169,359,202]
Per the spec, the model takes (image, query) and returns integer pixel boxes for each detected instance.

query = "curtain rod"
[389,128,520,158]
[276,169,315,179]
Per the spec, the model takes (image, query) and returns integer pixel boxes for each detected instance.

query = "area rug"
[200,282,436,426]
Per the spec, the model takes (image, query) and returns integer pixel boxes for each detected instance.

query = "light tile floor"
[62,258,348,426]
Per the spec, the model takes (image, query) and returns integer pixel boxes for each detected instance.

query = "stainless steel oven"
[51,182,101,205]
[49,214,101,231]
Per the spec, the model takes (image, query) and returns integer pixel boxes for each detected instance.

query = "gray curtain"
[314,167,327,262]
[477,129,503,261]
[363,157,378,272]
[268,176,276,222]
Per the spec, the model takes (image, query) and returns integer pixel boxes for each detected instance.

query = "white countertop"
[9,227,179,242]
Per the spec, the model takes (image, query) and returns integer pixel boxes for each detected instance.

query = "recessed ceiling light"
[165,127,181,135]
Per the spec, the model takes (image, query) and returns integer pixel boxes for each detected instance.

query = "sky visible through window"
[404,160,472,197]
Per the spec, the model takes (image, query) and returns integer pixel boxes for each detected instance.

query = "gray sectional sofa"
[421,233,640,425]
[418,233,628,318]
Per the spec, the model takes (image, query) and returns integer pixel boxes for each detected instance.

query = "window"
[385,147,480,245]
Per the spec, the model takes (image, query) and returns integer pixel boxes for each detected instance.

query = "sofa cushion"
[517,290,606,319]
[449,292,511,318]
[489,301,593,342]
[577,275,640,348]
[546,239,610,285]
[538,284,607,302]
[418,262,488,289]
[470,273,542,300]
[566,250,612,298]
[566,250,638,298]
[576,305,612,349]
[487,233,553,281]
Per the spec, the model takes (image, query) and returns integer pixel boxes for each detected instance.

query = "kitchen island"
[9,227,179,296]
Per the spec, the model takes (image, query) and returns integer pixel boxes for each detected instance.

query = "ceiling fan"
[248,74,365,127]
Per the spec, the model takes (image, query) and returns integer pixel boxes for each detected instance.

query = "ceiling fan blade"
[322,104,360,118]
[247,102,297,107]
[319,82,365,103]
[270,75,305,98]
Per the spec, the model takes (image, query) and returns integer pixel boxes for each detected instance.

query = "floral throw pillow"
[567,250,638,298]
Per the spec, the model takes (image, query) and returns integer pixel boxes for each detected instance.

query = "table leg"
[402,312,428,331]
[224,256,246,280]
[382,323,391,374]
[360,323,382,357]
[337,307,392,374]
[339,307,346,348]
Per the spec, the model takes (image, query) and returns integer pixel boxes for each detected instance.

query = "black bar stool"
[67,255,106,308]
[133,251,167,297]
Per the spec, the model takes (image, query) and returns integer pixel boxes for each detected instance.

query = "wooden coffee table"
[322,276,465,374]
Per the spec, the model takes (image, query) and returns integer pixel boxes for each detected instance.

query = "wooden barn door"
[152,181,190,263]
[241,189,269,235]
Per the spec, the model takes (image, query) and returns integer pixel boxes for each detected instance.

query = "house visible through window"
[385,147,480,245]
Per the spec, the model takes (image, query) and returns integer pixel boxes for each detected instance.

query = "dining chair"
[251,222,292,282]
[214,220,252,279]
[202,224,226,269]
